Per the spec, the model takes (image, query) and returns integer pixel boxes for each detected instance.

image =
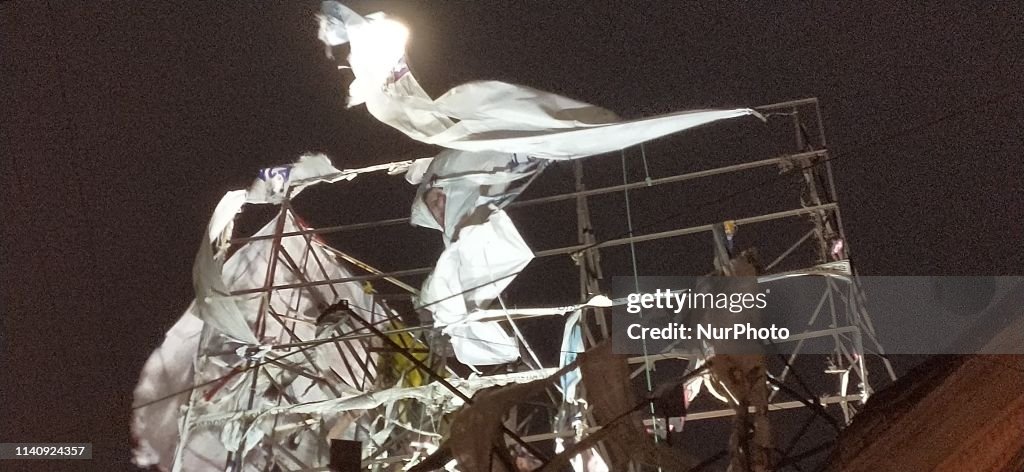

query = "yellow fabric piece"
[387,321,432,387]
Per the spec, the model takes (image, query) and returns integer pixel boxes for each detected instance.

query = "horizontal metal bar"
[515,394,861,444]
[648,394,862,423]
[228,203,837,296]
[535,203,838,258]
[228,267,432,297]
[230,216,410,244]
[756,97,819,111]
[512,151,824,209]
[229,151,826,244]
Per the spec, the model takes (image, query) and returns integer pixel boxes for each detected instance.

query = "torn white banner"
[245,153,341,204]
[138,153,398,470]
[247,152,421,204]
[194,368,558,427]
[193,189,257,344]
[409,149,544,244]
[417,209,531,365]
[137,213,388,471]
[193,153,409,344]
[317,2,763,158]
[190,368,560,471]
[131,310,203,470]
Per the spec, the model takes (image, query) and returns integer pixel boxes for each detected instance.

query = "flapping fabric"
[192,153,400,344]
[318,2,763,159]
[131,311,203,469]
[408,149,542,243]
[416,210,532,365]
[135,214,387,470]
[244,153,343,204]
[192,190,257,344]
[135,155,397,470]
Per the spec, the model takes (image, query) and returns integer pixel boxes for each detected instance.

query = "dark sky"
[2,1,1021,471]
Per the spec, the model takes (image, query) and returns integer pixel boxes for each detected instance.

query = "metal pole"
[229,152,825,245]
[226,204,839,297]
[536,203,839,258]
[573,159,609,341]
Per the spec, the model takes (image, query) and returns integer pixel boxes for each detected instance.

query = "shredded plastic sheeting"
[193,189,257,344]
[134,156,402,470]
[245,153,342,204]
[317,2,762,159]
[409,149,543,244]
[191,153,392,344]
[134,153,555,470]
[135,212,388,470]
[248,152,422,204]
[193,368,558,426]
[417,210,532,365]
[131,311,203,469]
[407,150,544,366]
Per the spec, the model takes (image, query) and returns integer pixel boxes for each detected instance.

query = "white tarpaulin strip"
[193,368,558,426]
[317,2,763,159]
[417,209,532,365]
[137,154,394,470]
[131,311,204,469]
[193,153,404,343]
[559,309,584,404]
[246,152,420,204]
[193,190,258,344]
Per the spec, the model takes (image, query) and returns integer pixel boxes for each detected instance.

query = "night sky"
[2,1,1022,471]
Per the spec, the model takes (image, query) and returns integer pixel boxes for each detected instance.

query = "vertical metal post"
[573,160,608,342]
[570,160,618,469]
[254,199,291,339]
[793,107,806,152]
[235,198,290,470]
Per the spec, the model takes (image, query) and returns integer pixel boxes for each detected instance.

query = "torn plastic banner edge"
[193,153,418,344]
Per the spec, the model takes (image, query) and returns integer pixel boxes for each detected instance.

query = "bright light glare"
[349,17,409,77]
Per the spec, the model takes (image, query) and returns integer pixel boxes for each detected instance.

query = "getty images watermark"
[612,276,1024,355]
[623,288,790,342]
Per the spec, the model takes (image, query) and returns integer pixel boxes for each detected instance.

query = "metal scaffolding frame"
[172,97,896,471]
